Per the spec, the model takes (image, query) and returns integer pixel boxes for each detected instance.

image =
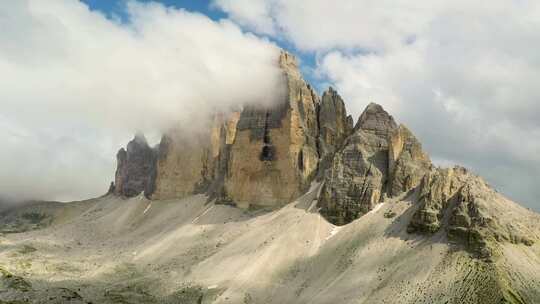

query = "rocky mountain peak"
[279,50,298,68]
[355,102,398,135]
[318,86,353,157]
[109,50,537,261]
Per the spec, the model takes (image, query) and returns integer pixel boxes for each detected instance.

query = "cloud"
[0,0,283,202]
[212,0,277,35]
[214,0,443,52]
[217,0,540,209]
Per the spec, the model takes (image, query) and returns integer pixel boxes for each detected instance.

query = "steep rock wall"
[387,124,432,196]
[150,112,239,200]
[224,51,320,207]
[318,103,397,225]
[113,134,156,198]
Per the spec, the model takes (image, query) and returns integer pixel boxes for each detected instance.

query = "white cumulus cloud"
[0,0,283,202]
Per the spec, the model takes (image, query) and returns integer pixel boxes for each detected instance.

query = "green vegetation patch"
[166,285,204,304]
[0,212,52,234]
[18,245,37,255]
[21,212,47,224]
[104,284,157,304]
[0,266,32,292]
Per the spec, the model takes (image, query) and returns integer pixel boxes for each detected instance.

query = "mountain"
[1,52,539,304]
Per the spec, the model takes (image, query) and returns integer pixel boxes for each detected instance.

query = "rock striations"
[318,103,399,225]
[224,52,320,207]
[111,50,536,260]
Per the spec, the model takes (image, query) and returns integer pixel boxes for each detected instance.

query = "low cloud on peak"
[0,0,284,202]
[217,0,540,209]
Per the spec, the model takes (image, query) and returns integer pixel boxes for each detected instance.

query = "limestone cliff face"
[387,124,432,196]
[150,113,238,201]
[150,129,212,200]
[316,87,353,179]
[318,103,397,225]
[113,134,156,197]
[318,87,353,156]
[135,51,321,206]
[224,52,320,207]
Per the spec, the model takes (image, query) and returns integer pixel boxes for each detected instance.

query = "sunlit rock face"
[407,166,536,259]
[316,87,354,179]
[144,52,322,206]
[387,124,432,197]
[224,52,320,207]
[113,134,156,197]
[317,103,398,225]
[318,87,353,156]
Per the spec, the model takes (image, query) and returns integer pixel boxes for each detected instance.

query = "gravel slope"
[1,184,539,303]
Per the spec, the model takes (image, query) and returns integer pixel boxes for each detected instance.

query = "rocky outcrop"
[224,51,320,207]
[318,87,353,156]
[318,103,397,225]
[388,125,432,196]
[113,134,156,197]
[408,167,470,233]
[408,166,536,259]
[354,102,398,135]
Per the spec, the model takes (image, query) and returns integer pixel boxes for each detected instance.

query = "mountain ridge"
[110,51,538,261]
[1,51,540,303]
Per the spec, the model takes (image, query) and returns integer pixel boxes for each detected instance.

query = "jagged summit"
[319,86,353,157]
[111,52,540,267]
[108,53,535,239]
[108,52,538,253]
[355,102,398,134]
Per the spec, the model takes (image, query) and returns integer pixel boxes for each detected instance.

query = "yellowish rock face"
[224,52,320,207]
[151,130,212,200]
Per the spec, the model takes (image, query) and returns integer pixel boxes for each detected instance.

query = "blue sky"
[82,0,225,21]
[80,0,323,91]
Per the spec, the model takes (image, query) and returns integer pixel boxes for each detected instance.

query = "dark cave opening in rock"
[260,145,275,161]
[298,150,304,171]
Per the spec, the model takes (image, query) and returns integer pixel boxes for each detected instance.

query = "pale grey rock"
[408,166,536,259]
[318,103,397,225]
[318,87,353,156]
[388,124,432,196]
